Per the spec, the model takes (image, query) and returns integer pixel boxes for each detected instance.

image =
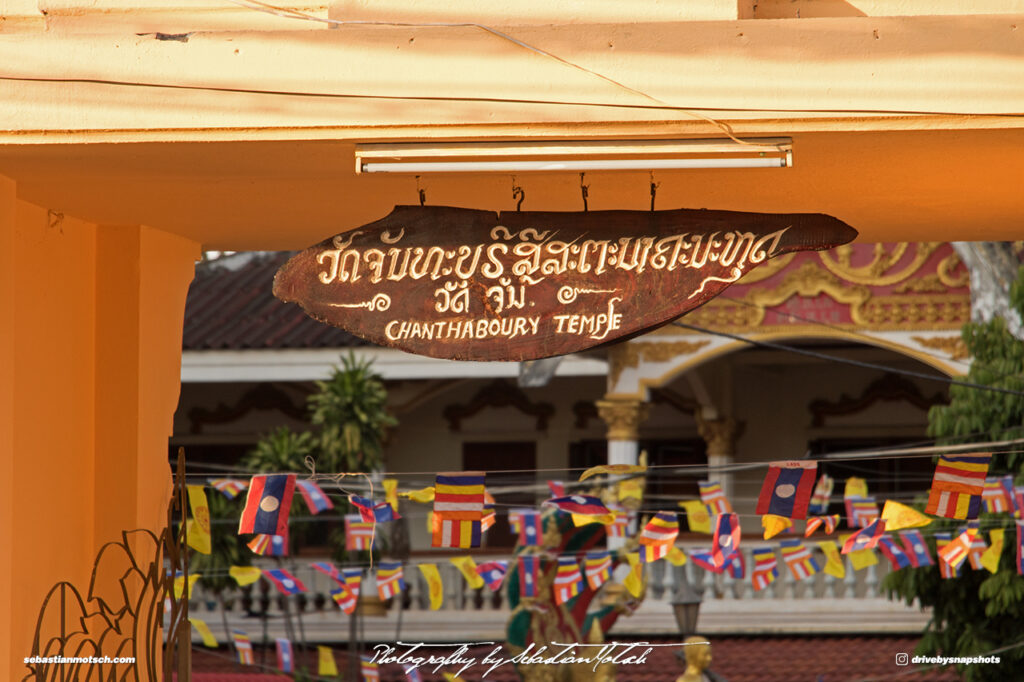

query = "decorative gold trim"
[596,399,651,440]
[937,251,970,288]
[608,339,710,389]
[912,335,969,361]
[817,242,941,286]
[745,261,873,323]
[891,273,948,294]
[852,295,969,326]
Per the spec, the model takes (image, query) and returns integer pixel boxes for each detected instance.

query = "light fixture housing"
[355,138,792,174]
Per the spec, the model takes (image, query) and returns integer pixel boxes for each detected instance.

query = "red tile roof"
[189,635,961,681]
[183,252,369,351]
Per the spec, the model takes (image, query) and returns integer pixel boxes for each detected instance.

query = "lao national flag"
[688,549,725,574]
[350,495,400,523]
[877,535,912,570]
[476,560,508,592]
[756,461,817,520]
[263,568,306,595]
[899,529,933,567]
[519,555,539,598]
[545,495,610,517]
[842,519,886,554]
[239,474,296,536]
[275,637,293,673]
[311,561,344,587]
[548,480,566,497]
[711,513,740,567]
[518,510,541,547]
[296,479,334,514]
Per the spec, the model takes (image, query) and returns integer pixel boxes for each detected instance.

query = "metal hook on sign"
[511,177,525,212]
[580,173,589,212]
[416,175,426,206]
[649,172,660,212]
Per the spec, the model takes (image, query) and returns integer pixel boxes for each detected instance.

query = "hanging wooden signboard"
[274,205,857,361]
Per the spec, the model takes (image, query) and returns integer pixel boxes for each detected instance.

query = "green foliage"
[883,266,1024,681]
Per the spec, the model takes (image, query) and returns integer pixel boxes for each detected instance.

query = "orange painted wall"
[0,174,199,681]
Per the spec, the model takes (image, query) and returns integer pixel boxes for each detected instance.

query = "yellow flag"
[624,552,644,597]
[845,477,868,499]
[679,500,712,533]
[318,646,338,676]
[419,563,444,609]
[839,533,878,570]
[185,484,211,554]
[188,617,218,648]
[173,574,199,599]
[383,478,399,512]
[666,546,688,566]
[817,540,846,579]
[982,529,1005,573]
[572,513,614,526]
[618,478,644,503]
[442,674,465,682]
[880,500,932,530]
[402,487,436,503]
[450,556,484,589]
[762,514,793,540]
[426,511,434,535]
[229,565,262,587]
[580,464,647,481]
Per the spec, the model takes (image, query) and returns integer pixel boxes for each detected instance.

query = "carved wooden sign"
[274,206,857,361]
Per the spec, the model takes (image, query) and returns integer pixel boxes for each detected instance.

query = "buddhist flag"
[508,508,530,534]
[608,509,631,538]
[938,528,976,570]
[982,477,1013,513]
[248,533,287,556]
[666,545,688,566]
[804,514,839,537]
[877,536,912,570]
[361,656,380,681]
[519,555,540,598]
[847,546,878,571]
[640,511,680,546]
[518,510,542,546]
[317,646,338,676]
[846,497,880,529]
[342,568,363,597]
[757,461,817,519]
[209,478,248,499]
[345,514,375,550]
[680,500,712,533]
[189,617,218,648]
[376,562,406,600]
[640,542,669,564]
[780,539,819,580]
[899,530,933,567]
[433,472,486,548]
[712,513,741,567]
[699,480,732,515]
[450,556,485,589]
[967,529,988,570]
[808,473,834,515]
[554,556,584,604]
[934,533,960,578]
[751,548,778,591]
[584,551,612,590]
[231,630,254,665]
[275,637,294,673]
[383,478,399,512]
[477,561,508,592]
[623,553,644,597]
[263,568,306,595]
[579,463,647,481]
[418,563,444,609]
[296,479,334,514]
[881,500,932,530]
[402,487,435,503]
[229,565,263,587]
[185,484,212,554]
[331,583,357,614]
[842,519,886,554]
[238,474,295,536]
[762,514,793,540]
[981,528,1005,573]
[818,540,846,579]
[925,453,991,519]
[844,477,868,500]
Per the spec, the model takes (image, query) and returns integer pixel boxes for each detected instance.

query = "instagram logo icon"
[895,653,909,666]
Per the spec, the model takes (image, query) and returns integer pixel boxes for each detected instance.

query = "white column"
[596,398,650,549]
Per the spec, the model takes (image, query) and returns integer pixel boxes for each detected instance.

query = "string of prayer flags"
[362,658,381,681]
[880,500,931,530]
[433,472,486,548]
[263,568,306,595]
[844,477,869,500]
[296,479,333,514]
[579,463,647,481]
[757,460,817,519]
[937,529,976,570]
[209,478,247,499]
[934,533,962,578]
[666,545,689,566]
[477,560,509,592]
[185,485,212,554]
[229,565,263,587]
[519,555,540,598]
[189,617,218,648]
[808,473,834,515]
[877,536,912,570]
[345,514,375,550]
[842,519,886,554]
[640,542,669,564]
[982,476,1013,513]
[332,583,357,614]
[231,630,254,665]
[925,452,991,519]
[623,553,644,597]
[762,514,793,540]
[554,557,584,604]
[517,510,541,546]
[640,511,680,546]
[712,513,741,567]
[547,480,566,497]
[383,478,399,512]
[248,533,287,556]
[584,551,612,590]
[402,487,435,504]
[981,529,1004,573]
[418,563,444,609]
[699,480,732,514]
[1017,521,1024,574]
[450,556,485,589]
[818,540,846,579]
[351,494,400,523]
[804,514,840,537]
[780,539,819,580]
[899,530,933,567]
[275,637,294,673]
[751,548,778,591]
[318,646,339,677]
[376,562,406,600]
[679,500,713,533]
[238,474,295,536]
[967,530,988,570]
[846,497,880,529]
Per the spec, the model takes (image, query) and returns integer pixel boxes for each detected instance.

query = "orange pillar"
[0,174,199,681]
